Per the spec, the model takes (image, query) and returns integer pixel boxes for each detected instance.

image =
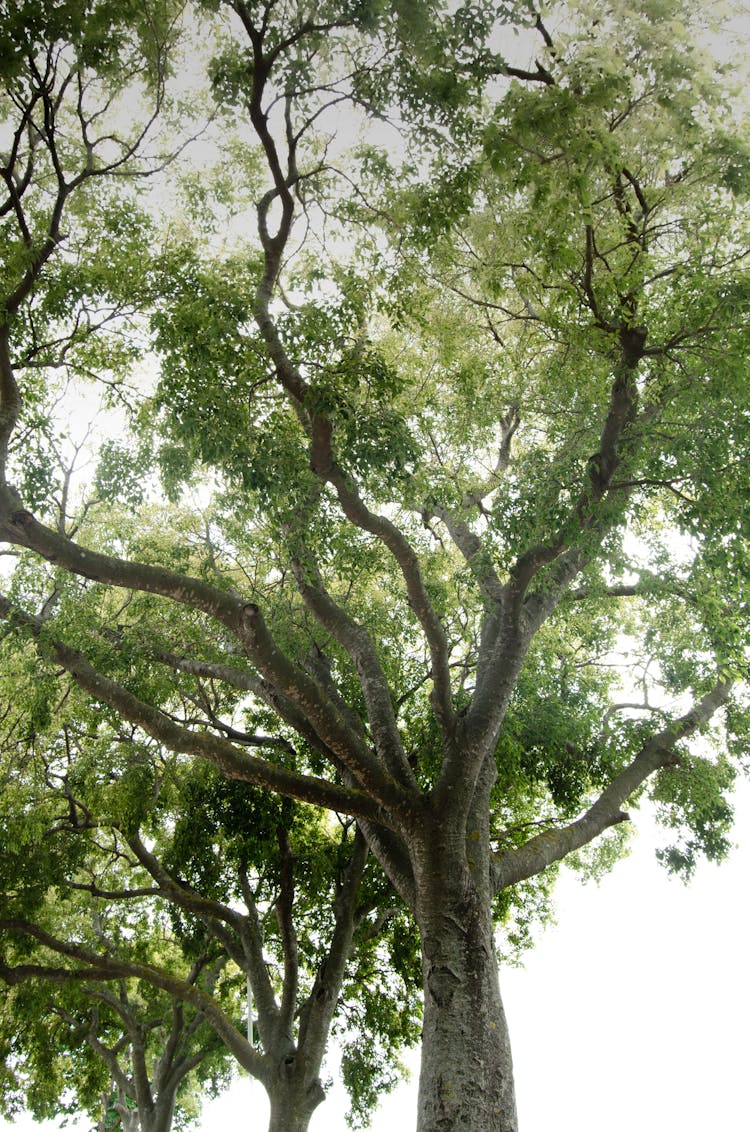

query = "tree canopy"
[1,1,749,1130]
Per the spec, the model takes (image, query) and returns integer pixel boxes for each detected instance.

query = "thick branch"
[491,677,732,891]
[0,329,21,480]
[240,602,413,814]
[290,552,417,791]
[152,996,186,1095]
[153,650,343,765]
[0,593,392,824]
[509,353,641,607]
[225,10,455,747]
[460,351,646,795]
[316,460,456,739]
[424,504,505,603]
[0,504,405,807]
[0,502,245,626]
[298,827,368,1069]
[503,62,554,85]
[275,824,299,1038]
[356,817,416,911]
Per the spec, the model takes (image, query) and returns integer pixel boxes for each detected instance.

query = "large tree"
[2,2,750,1130]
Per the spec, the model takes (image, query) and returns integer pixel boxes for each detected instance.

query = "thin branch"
[0,918,268,1082]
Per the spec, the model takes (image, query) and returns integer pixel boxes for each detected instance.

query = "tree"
[1,959,228,1132]
[0,688,422,1132]
[0,703,233,1132]
[1,1,750,1130]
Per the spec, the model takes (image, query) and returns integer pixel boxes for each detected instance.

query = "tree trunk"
[414,832,518,1132]
[266,1058,325,1132]
[141,1095,177,1132]
[117,1107,140,1132]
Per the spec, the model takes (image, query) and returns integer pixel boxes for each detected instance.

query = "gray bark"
[142,1097,177,1132]
[266,1058,325,1132]
[417,906,517,1132]
[412,795,518,1132]
[117,1107,140,1132]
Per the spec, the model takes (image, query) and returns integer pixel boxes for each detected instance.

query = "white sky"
[5,779,748,1132]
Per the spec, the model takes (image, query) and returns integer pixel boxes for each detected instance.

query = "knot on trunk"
[307,1077,325,1106]
[427,962,461,1008]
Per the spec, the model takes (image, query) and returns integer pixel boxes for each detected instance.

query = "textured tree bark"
[266,1056,325,1132]
[413,810,518,1132]
[141,1096,177,1132]
[118,1110,140,1132]
[417,895,517,1132]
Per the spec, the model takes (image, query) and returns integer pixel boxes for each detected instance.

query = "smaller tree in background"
[1,961,229,1132]
[0,673,424,1132]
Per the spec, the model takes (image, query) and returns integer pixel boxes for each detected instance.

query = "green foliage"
[338,906,421,1129]
[1,0,137,79]
[94,438,154,508]
[161,761,286,899]
[148,248,273,492]
[652,754,736,879]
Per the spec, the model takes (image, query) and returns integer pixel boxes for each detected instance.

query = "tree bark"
[266,1060,325,1132]
[115,1103,140,1132]
[413,815,518,1132]
[141,1096,177,1132]
[417,902,517,1132]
